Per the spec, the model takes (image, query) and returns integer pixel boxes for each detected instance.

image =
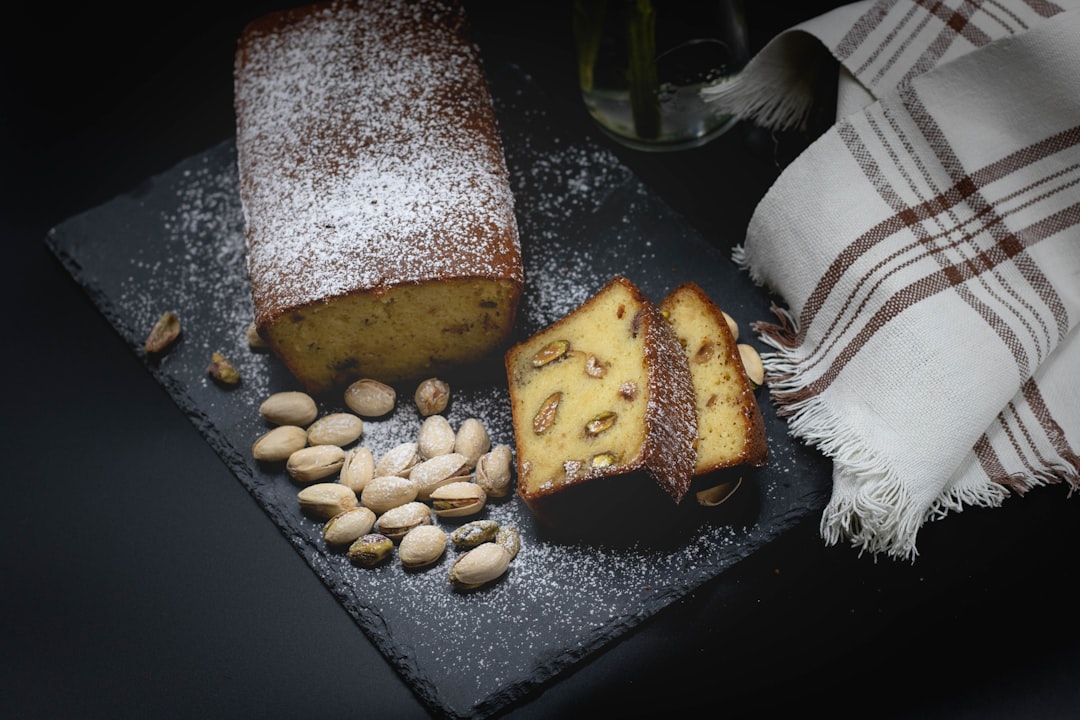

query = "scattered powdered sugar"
[51,21,830,720]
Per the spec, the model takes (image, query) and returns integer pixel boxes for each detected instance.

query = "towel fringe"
[760,323,1015,561]
[701,30,825,132]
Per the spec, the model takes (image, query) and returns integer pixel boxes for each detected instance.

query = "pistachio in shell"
[259,391,318,427]
[449,542,511,592]
[344,379,396,418]
[398,525,447,569]
[474,444,513,498]
[339,446,375,494]
[360,475,418,515]
[374,501,431,542]
[429,481,486,518]
[252,425,308,463]
[297,482,358,520]
[286,445,346,483]
[323,506,376,546]
[306,412,363,447]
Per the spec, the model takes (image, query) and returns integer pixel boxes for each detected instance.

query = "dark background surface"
[4,2,1079,718]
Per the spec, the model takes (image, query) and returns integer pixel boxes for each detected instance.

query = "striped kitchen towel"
[706,0,1080,559]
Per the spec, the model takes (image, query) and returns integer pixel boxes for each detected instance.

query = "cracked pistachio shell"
[258,391,318,427]
[374,501,431,542]
[474,444,513,498]
[409,452,470,501]
[695,478,743,507]
[287,445,346,483]
[339,446,375,494]
[398,525,447,568]
[414,377,450,416]
[306,412,363,447]
[374,442,420,478]
[252,425,308,463]
[323,506,376,546]
[360,475,418,515]
[343,379,396,418]
[449,542,511,592]
[297,482,358,520]
[429,481,486,518]
[417,414,456,460]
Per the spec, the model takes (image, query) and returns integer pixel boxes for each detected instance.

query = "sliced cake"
[504,276,698,525]
[659,282,767,477]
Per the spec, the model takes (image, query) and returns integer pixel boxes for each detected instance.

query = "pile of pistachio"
[251,377,520,592]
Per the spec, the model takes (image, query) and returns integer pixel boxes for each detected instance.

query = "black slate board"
[45,59,830,720]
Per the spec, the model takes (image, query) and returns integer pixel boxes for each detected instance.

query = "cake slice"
[659,282,767,477]
[504,276,698,525]
[234,0,523,393]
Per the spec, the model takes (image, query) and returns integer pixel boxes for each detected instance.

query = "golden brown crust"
[660,282,767,477]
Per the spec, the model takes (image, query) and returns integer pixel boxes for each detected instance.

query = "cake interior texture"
[505,276,697,518]
[234,0,523,394]
[263,278,521,391]
[660,282,767,476]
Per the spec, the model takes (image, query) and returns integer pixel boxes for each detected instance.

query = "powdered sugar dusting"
[235,0,521,320]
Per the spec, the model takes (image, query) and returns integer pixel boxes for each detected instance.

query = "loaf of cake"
[234,0,523,394]
[504,276,698,524]
[659,282,767,476]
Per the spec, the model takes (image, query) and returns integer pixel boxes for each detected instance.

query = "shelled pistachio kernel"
[531,339,569,367]
[259,391,318,427]
[252,425,308,463]
[533,392,561,434]
[286,445,346,483]
[145,310,181,354]
[398,525,447,569]
[207,351,240,387]
[449,519,499,550]
[343,378,396,417]
[414,377,450,416]
[495,525,521,560]
[306,412,363,447]
[449,542,512,592]
[339,446,375,494]
[297,482,357,520]
[323,506,376,546]
[348,533,394,567]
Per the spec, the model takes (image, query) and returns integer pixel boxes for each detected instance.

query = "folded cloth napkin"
[705,0,1080,560]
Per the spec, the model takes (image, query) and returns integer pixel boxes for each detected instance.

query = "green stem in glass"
[572,0,606,94]
[625,0,659,140]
